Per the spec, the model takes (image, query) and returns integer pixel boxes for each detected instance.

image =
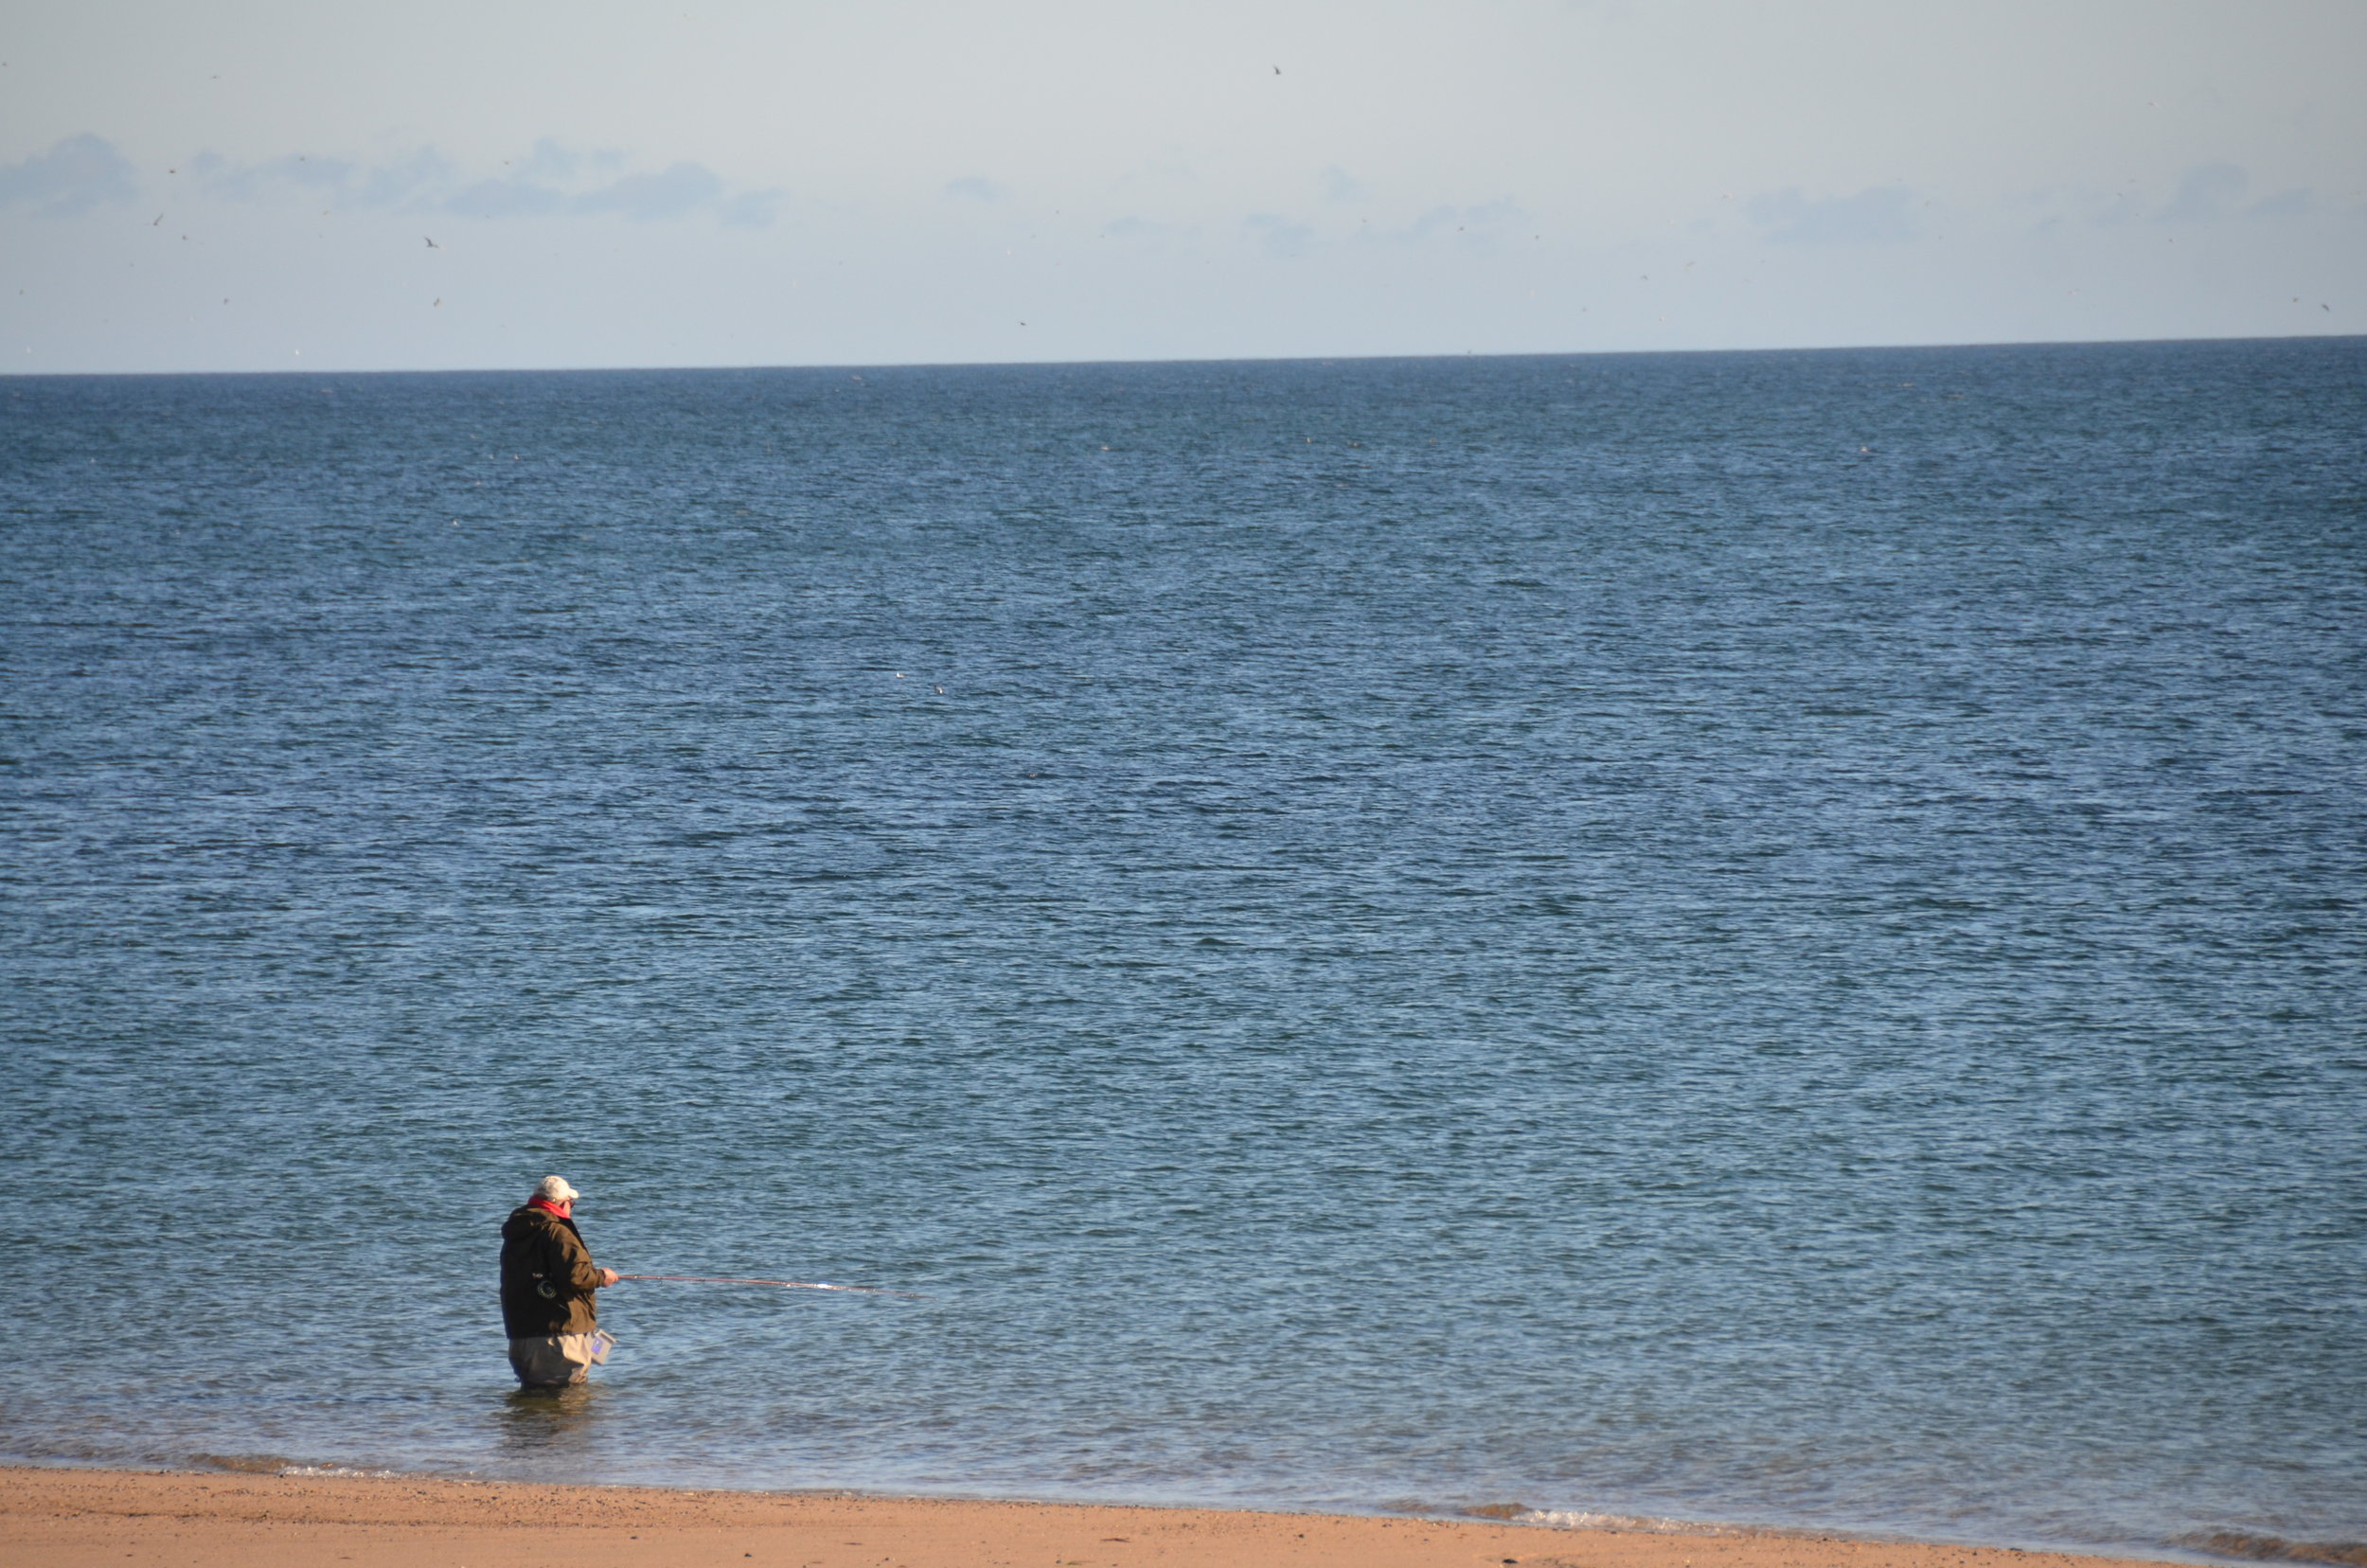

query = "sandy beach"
[0,1466,2183,1568]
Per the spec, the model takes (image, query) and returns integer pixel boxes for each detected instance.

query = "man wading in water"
[499,1176,620,1388]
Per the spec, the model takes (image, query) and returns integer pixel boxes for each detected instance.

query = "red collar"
[528,1198,571,1219]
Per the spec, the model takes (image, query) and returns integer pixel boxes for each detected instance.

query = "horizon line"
[7,330,2363,382]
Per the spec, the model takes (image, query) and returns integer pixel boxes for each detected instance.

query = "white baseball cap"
[534,1175,581,1203]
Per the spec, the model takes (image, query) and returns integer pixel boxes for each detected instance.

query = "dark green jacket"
[499,1203,605,1338]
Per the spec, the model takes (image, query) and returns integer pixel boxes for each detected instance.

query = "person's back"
[498,1175,617,1387]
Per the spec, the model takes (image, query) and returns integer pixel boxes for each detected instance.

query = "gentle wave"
[1519,1509,1753,1536]
[2176,1535,2367,1568]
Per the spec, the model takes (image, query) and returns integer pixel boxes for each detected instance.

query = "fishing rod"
[614,1273,923,1298]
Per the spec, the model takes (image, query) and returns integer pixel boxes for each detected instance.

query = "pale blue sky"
[4,0,2361,371]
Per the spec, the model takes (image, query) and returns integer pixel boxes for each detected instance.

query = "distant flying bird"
[1272,64,1280,74]
[424,236,440,248]
[151,214,162,225]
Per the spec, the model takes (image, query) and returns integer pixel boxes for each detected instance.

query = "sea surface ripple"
[3,341,2363,1559]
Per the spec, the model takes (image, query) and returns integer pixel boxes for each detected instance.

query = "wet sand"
[0,1465,2182,1568]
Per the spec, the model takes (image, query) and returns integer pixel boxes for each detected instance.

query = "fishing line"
[614,1273,922,1297]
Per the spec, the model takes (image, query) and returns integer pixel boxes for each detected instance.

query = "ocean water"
[3,341,2362,1560]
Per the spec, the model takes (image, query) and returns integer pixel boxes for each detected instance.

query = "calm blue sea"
[3,342,2363,1560]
